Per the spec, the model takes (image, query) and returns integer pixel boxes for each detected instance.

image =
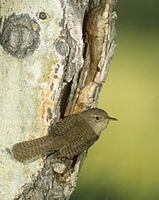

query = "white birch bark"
[0,0,117,199]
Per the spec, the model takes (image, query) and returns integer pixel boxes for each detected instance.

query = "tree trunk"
[0,0,117,199]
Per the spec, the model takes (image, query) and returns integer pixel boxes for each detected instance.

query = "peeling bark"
[0,0,117,199]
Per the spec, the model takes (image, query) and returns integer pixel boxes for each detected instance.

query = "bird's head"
[80,108,117,136]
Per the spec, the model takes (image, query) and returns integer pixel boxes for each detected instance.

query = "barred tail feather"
[12,136,54,162]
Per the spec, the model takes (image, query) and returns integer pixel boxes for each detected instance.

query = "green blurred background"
[71,0,159,200]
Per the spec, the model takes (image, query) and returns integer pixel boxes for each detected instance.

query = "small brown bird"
[12,108,117,162]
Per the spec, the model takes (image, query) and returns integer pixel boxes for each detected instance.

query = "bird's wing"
[57,133,99,159]
[52,117,98,158]
[49,114,82,136]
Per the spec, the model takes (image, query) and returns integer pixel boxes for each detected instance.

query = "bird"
[12,108,117,163]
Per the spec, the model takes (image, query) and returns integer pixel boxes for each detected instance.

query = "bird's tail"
[12,135,54,162]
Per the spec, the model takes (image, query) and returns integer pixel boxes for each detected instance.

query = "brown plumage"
[12,108,116,162]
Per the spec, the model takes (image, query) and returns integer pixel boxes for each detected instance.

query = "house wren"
[12,108,117,162]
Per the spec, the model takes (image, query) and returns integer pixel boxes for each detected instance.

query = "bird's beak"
[108,116,118,121]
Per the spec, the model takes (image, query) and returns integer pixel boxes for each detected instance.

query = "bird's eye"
[95,116,100,120]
